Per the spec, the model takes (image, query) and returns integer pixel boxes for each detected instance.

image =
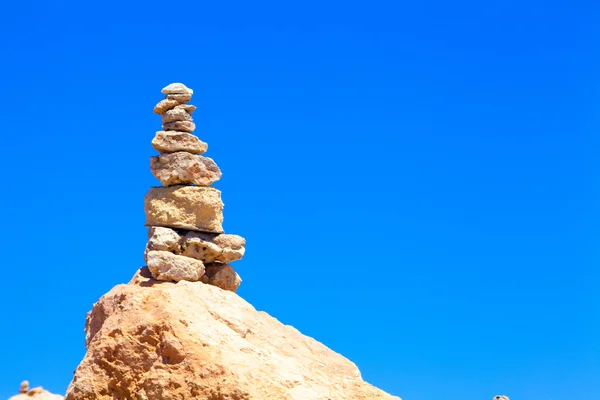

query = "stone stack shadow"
[143,83,245,292]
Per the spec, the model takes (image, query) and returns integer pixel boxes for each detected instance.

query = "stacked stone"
[143,83,245,292]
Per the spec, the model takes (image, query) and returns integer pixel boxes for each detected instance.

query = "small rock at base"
[150,152,222,187]
[152,131,207,154]
[147,250,205,282]
[204,263,242,292]
[163,120,195,132]
[153,99,179,114]
[161,83,194,95]
[161,108,193,124]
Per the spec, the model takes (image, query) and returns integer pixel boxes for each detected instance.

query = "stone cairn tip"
[19,381,29,394]
[143,82,244,292]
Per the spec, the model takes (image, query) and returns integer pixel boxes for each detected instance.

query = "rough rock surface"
[493,397,509,400]
[145,185,224,233]
[153,99,179,114]
[162,82,194,95]
[151,131,207,154]
[146,250,205,282]
[162,120,195,132]
[65,272,400,400]
[161,107,192,124]
[146,226,183,253]
[204,263,242,292]
[183,232,245,263]
[174,104,196,114]
[166,94,191,103]
[150,152,222,187]
[8,381,64,400]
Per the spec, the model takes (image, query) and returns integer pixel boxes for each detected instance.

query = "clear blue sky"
[1,1,598,399]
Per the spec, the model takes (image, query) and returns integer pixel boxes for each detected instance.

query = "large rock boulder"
[65,270,400,400]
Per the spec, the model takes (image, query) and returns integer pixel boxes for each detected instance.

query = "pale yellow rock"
[204,263,242,292]
[151,131,207,154]
[146,250,205,282]
[150,152,222,187]
[145,185,224,233]
[153,98,179,114]
[162,120,195,132]
[65,272,401,400]
[161,82,193,95]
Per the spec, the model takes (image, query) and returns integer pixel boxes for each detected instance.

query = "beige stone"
[161,82,193,95]
[166,93,191,103]
[175,104,196,114]
[162,120,195,132]
[183,232,245,263]
[65,273,401,400]
[153,99,179,114]
[151,131,207,154]
[493,397,510,400]
[146,250,205,282]
[145,185,224,233]
[204,263,242,292]
[146,226,183,253]
[161,107,192,124]
[150,152,222,187]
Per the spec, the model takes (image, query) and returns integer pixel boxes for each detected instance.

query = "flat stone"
[145,185,224,233]
[161,83,194,95]
[183,232,245,263]
[162,120,195,132]
[166,94,192,103]
[153,99,179,114]
[161,108,193,124]
[146,250,205,282]
[151,131,207,154]
[204,263,242,292]
[175,104,196,114]
[150,152,222,187]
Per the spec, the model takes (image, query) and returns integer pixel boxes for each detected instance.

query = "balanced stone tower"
[143,82,245,292]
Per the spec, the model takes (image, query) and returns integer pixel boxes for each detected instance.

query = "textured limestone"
[146,226,183,253]
[166,94,191,103]
[146,250,205,282]
[145,185,224,233]
[204,263,242,292]
[162,120,195,132]
[175,104,196,114]
[150,152,221,187]
[151,131,207,154]
[161,82,194,95]
[183,232,245,263]
[153,99,179,114]
[65,275,401,400]
[161,107,192,124]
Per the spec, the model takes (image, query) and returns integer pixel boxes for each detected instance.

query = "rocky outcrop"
[65,270,400,400]
[8,381,63,400]
[144,83,244,290]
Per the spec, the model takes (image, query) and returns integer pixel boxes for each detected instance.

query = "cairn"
[143,83,245,292]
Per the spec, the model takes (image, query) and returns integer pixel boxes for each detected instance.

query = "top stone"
[161,83,193,96]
